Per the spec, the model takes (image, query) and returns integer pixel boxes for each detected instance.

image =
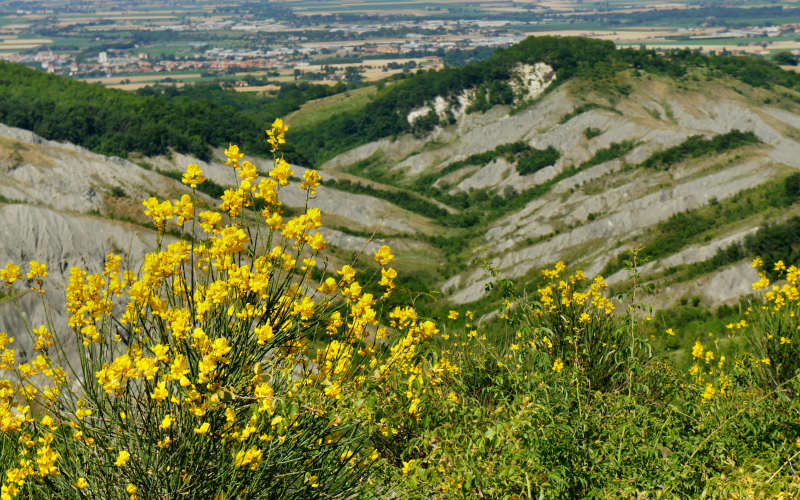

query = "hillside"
[5,36,800,498]
[296,40,800,318]
[3,35,800,340]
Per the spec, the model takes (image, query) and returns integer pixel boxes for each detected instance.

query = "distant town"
[1,0,800,90]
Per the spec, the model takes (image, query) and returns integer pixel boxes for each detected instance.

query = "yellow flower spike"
[701,383,716,401]
[219,188,248,217]
[266,118,289,152]
[26,260,47,279]
[269,158,293,186]
[300,169,322,194]
[337,265,356,284]
[224,144,244,167]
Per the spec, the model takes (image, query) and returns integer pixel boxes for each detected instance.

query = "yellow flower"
[224,143,244,166]
[666,328,675,336]
[379,267,397,289]
[234,446,264,470]
[160,414,173,429]
[0,262,21,284]
[269,158,293,186]
[374,245,394,266]
[691,340,704,360]
[181,163,206,188]
[115,450,130,467]
[701,383,715,401]
[126,484,137,495]
[401,459,416,475]
[74,478,88,489]
[142,197,174,229]
[151,380,169,402]
[447,310,459,320]
[26,260,47,279]
[337,264,356,284]
[194,422,210,435]
[255,324,274,344]
[552,358,564,373]
[300,169,322,194]
[266,118,289,152]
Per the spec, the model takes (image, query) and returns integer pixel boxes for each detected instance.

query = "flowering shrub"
[3,121,800,498]
[0,120,453,498]
[745,258,800,391]
[515,262,635,391]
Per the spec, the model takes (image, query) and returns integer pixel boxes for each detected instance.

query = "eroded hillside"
[317,70,800,310]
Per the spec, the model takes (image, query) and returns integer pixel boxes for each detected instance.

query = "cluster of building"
[0,27,522,80]
[689,24,800,39]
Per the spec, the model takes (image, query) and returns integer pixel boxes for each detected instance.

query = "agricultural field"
[0,0,797,94]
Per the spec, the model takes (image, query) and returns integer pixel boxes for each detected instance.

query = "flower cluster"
[0,133,447,498]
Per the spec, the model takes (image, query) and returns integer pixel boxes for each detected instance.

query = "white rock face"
[407,106,433,126]
[509,62,556,101]
[315,76,800,307]
[406,63,554,128]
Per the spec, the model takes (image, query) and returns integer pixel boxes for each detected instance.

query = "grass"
[285,85,378,130]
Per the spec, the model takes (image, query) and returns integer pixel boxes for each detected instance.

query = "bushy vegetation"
[641,130,761,170]
[0,63,330,162]
[323,177,449,220]
[686,217,800,281]
[559,102,620,124]
[3,130,800,498]
[515,145,560,176]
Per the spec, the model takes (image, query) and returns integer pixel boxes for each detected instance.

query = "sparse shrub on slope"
[642,130,761,170]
